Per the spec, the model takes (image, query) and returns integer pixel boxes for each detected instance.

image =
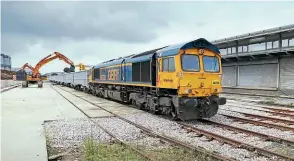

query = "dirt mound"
[1,70,16,80]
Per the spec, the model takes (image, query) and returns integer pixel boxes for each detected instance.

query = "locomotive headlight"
[188,89,192,93]
[185,89,192,94]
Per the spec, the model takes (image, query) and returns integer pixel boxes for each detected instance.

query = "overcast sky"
[2,1,294,73]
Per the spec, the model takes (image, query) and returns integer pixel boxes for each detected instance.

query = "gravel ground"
[210,114,294,140]
[94,117,146,142]
[44,118,112,148]
[219,110,294,128]
[123,113,275,161]
[94,117,173,150]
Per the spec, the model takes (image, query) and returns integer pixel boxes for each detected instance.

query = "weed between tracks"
[83,137,213,161]
[83,138,146,161]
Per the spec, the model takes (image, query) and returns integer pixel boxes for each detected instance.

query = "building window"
[282,39,289,47]
[238,46,243,53]
[162,57,175,72]
[273,41,279,48]
[243,46,248,52]
[232,47,236,53]
[227,48,231,54]
[289,38,294,46]
[266,42,272,49]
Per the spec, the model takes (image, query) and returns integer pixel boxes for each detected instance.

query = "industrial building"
[212,24,294,96]
[1,53,12,71]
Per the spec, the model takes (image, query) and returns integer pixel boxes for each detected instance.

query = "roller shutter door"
[280,56,294,91]
[238,64,278,88]
[222,66,237,86]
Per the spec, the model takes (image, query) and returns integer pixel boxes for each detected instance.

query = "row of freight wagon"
[48,70,89,91]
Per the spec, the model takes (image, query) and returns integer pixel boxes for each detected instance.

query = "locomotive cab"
[156,38,226,120]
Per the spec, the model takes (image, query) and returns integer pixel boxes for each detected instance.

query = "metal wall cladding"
[238,63,278,88]
[56,74,63,83]
[73,70,88,87]
[280,56,294,93]
[65,72,74,84]
[222,66,237,86]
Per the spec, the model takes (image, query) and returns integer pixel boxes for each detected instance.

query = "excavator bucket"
[63,65,75,73]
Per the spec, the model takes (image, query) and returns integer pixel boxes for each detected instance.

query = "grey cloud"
[1,1,175,43]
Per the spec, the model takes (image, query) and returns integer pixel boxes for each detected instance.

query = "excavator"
[16,52,75,88]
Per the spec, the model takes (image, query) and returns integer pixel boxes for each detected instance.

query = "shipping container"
[16,70,27,81]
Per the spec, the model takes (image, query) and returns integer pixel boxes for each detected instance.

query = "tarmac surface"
[1,83,140,161]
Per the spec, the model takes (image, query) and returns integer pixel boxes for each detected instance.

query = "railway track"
[226,101,294,112]
[51,85,233,161]
[198,119,294,146]
[54,84,294,161]
[50,85,154,161]
[221,114,294,132]
[221,109,294,125]
[178,122,294,161]
[225,104,294,118]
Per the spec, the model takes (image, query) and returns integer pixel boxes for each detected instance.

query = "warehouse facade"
[212,24,294,96]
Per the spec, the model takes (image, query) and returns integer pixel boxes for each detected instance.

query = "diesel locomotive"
[87,38,226,120]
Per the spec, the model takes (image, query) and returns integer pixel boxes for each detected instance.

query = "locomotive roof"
[94,38,219,68]
[156,38,220,57]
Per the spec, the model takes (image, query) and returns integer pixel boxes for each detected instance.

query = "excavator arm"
[21,63,35,71]
[32,52,75,78]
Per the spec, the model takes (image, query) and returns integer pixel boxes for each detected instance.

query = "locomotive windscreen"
[203,56,220,72]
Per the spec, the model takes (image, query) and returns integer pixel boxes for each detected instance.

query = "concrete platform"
[1,80,21,89]
[0,83,86,161]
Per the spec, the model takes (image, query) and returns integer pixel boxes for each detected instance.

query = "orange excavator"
[17,52,75,88]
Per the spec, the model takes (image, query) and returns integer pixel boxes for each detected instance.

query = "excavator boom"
[32,52,75,78]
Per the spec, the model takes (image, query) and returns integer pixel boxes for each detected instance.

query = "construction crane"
[17,52,75,88]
